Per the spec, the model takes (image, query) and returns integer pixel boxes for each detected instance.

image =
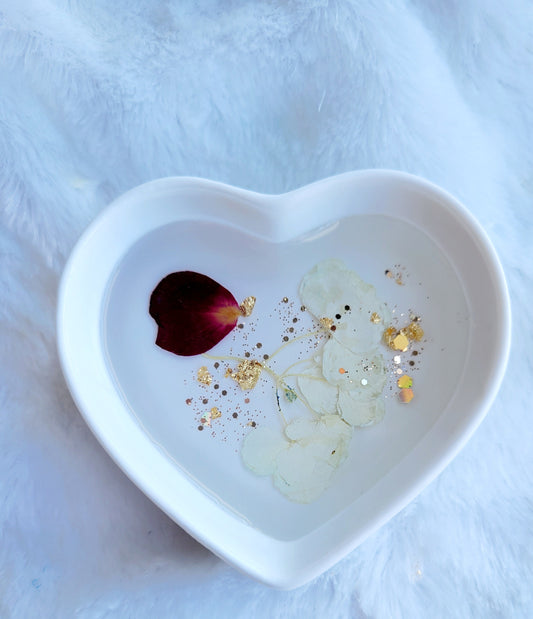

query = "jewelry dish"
[57,170,511,588]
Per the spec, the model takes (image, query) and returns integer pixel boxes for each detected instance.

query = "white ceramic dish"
[57,170,511,589]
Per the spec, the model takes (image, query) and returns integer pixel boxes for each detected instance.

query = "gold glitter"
[406,321,424,341]
[282,297,289,303]
[370,312,381,324]
[392,333,409,351]
[399,388,414,403]
[197,366,212,386]
[320,317,334,330]
[239,296,256,317]
[398,375,413,389]
[229,360,263,390]
[210,406,221,420]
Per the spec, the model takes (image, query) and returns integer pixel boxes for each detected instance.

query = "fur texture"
[1,1,532,616]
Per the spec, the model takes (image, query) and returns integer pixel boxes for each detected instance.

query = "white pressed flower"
[241,259,392,503]
[299,258,390,352]
[321,340,387,396]
[241,426,286,475]
[337,392,385,427]
[298,342,387,428]
[242,415,352,503]
[297,361,338,415]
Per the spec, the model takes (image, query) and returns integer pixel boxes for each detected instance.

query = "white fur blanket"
[1,1,532,616]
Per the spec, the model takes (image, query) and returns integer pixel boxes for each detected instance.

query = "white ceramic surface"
[57,170,511,589]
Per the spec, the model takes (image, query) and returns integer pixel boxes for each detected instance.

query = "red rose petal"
[149,271,241,356]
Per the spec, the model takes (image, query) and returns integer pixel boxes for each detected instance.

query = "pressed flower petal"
[338,392,386,427]
[285,415,352,465]
[322,340,387,396]
[299,259,390,350]
[241,426,287,475]
[297,362,338,416]
[274,444,335,503]
[273,415,351,502]
[149,271,242,356]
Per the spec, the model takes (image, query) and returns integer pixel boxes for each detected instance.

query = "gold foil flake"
[239,296,256,317]
[399,388,414,403]
[398,375,413,389]
[383,326,396,347]
[229,360,263,390]
[210,406,222,420]
[320,317,334,330]
[197,366,213,386]
[406,321,424,341]
[384,320,424,351]
[370,312,381,324]
[392,333,409,351]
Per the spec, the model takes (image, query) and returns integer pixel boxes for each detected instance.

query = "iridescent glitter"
[398,375,413,389]
[399,388,414,403]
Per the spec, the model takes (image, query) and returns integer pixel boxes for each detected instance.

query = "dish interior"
[103,213,469,540]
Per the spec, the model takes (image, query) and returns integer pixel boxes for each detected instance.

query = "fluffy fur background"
[1,1,532,616]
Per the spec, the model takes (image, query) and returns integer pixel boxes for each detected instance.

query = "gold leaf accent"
[229,360,263,390]
[239,296,256,317]
[197,366,212,386]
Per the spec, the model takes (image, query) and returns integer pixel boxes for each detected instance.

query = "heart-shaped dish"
[57,170,510,589]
